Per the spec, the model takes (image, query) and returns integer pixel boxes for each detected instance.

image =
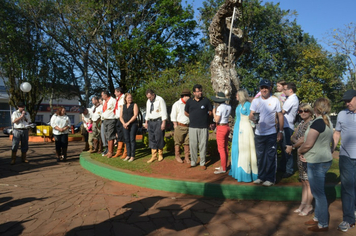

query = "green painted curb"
[80,152,341,201]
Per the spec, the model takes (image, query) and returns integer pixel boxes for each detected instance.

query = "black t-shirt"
[310,119,326,133]
[185,97,213,128]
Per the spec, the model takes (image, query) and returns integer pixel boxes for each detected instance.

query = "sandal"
[294,202,306,213]
[299,205,313,216]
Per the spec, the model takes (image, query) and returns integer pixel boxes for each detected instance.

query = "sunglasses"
[298,109,310,114]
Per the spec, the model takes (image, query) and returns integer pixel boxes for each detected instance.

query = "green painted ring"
[80,152,341,201]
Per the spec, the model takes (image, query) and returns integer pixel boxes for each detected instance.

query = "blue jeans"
[339,155,356,224]
[255,133,277,183]
[279,128,294,174]
[123,123,138,157]
[307,161,332,228]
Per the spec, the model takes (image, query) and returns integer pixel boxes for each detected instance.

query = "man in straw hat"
[170,88,191,163]
[185,84,213,170]
[333,89,356,232]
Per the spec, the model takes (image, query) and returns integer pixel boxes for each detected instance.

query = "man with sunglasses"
[249,80,284,186]
[333,89,356,232]
[280,82,299,178]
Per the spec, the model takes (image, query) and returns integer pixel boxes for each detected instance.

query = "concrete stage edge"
[80,152,341,201]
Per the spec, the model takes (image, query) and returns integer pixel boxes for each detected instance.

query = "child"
[87,119,93,133]
[274,80,286,105]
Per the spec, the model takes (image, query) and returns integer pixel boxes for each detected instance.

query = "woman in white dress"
[229,89,258,182]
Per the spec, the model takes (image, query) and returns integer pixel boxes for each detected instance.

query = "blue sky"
[188,0,356,52]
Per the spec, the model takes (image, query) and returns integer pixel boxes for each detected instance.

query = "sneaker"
[262,181,274,187]
[337,221,355,232]
[253,179,263,184]
[214,170,226,174]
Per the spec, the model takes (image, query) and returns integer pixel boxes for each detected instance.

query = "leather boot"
[120,144,128,159]
[62,147,68,161]
[87,145,93,152]
[56,149,62,162]
[90,139,98,153]
[112,142,124,158]
[147,149,157,163]
[174,145,183,163]
[158,149,164,162]
[105,140,114,158]
[11,151,16,165]
[184,145,190,164]
[97,140,103,153]
[83,142,89,151]
[21,152,29,163]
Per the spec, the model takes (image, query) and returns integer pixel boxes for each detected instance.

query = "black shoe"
[282,172,293,178]
[102,148,108,156]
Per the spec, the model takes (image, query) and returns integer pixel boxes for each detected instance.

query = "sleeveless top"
[123,103,136,123]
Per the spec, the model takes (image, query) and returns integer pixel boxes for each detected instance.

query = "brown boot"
[87,145,93,152]
[147,149,158,163]
[21,152,29,163]
[174,145,183,163]
[11,151,16,165]
[105,140,114,158]
[158,149,164,162]
[89,139,98,153]
[184,145,190,164]
[120,144,128,159]
[97,140,103,153]
[112,142,124,158]
[83,142,89,151]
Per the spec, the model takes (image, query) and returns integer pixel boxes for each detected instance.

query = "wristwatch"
[279,130,283,133]
[292,145,295,150]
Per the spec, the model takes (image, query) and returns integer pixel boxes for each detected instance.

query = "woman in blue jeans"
[120,93,139,162]
[298,98,334,232]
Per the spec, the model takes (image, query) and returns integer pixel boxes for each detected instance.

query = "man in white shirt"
[11,101,31,165]
[112,87,127,158]
[144,89,168,163]
[89,96,103,153]
[249,79,284,187]
[280,82,299,178]
[170,88,191,163]
[101,90,117,158]
[81,107,92,151]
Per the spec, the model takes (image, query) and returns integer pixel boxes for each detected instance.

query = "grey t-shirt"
[335,109,356,159]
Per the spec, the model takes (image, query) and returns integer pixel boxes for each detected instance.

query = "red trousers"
[216,125,230,171]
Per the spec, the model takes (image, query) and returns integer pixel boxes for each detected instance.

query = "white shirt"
[102,97,117,120]
[11,110,31,129]
[114,94,125,118]
[170,98,189,124]
[51,114,70,135]
[145,95,168,121]
[82,110,92,129]
[91,104,103,122]
[216,103,231,124]
[282,93,299,129]
[250,96,281,135]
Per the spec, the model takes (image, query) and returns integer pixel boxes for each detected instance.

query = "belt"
[217,123,228,126]
[177,122,188,127]
[149,117,161,122]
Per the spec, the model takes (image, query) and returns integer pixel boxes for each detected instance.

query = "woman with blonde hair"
[286,103,314,216]
[229,89,258,182]
[298,98,334,232]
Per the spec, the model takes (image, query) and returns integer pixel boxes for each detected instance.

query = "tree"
[327,22,356,89]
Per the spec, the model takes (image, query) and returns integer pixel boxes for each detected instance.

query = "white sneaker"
[262,181,274,187]
[253,179,263,184]
[337,221,355,232]
[214,170,226,174]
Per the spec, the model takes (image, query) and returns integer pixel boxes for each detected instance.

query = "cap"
[181,88,191,96]
[259,79,272,87]
[211,92,229,103]
[341,90,356,101]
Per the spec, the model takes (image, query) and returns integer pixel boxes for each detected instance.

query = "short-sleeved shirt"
[185,97,212,128]
[250,95,281,135]
[216,103,231,124]
[11,110,31,129]
[335,109,356,159]
[282,93,299,129]
[170,98,189,125]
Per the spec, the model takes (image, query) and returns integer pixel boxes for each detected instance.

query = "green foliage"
[163,135,174,152]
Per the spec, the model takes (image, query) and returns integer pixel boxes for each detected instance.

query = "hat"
[259,79,272,87]
[341,90,356,101]
[181,88,191,96]
[17,101,25,108]
[211,92,229,103]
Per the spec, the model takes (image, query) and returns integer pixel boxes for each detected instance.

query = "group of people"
[9,82,356,233]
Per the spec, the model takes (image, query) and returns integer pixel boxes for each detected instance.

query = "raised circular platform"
[80,152,341,201]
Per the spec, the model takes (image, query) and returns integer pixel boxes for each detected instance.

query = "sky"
[187,0,356,52]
